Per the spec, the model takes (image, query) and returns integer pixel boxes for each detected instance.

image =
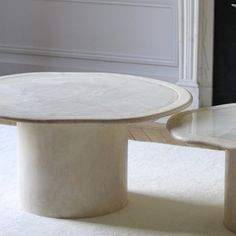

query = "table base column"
[17,122,128,218]
[224,150,236,232]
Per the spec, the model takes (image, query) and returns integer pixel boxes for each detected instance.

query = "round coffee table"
[0,72,192,218]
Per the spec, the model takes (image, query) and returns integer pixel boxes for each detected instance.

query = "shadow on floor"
[74,192,232,235]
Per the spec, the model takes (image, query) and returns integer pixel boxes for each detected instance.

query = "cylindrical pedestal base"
[224,150,236,232]
[17,122,128,218]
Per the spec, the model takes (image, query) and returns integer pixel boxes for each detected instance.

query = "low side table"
[0,72,192,218]
[167,104,236,233]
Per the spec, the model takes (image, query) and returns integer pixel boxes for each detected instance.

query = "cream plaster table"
[0,72,192,219]
[167,104,236,233]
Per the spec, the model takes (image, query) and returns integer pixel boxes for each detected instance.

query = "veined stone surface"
[0,72,191,123]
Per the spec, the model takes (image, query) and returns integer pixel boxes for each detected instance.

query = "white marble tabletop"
[0,72,192,123]
[167,103,236,150]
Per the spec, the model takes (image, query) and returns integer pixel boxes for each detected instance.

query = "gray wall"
[0,0,179,82]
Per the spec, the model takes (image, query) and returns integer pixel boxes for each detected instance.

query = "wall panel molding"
[0,0,178,67]
[0,52,178,82]
[0,0,179,82]
[0,42,177,67]
[42,0,174,8]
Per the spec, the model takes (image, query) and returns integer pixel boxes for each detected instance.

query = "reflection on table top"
[167,104,236,150]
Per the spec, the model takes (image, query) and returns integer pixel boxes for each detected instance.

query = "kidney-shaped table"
[166,104,236,233]
[0,72,192,218]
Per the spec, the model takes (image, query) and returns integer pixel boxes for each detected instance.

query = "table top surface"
[0,72,192,123]
[167,103,236,150]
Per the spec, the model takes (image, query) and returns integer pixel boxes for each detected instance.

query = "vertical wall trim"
[177,0,200,108]
[178,0,214,108]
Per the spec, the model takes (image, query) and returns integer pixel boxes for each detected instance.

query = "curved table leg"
[224,150,236,232]
[17,122,128,218]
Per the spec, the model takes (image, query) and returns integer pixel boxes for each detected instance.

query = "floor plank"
[128,127,151,142]
[143,128,167,144]
[129,122,220,150]
[128,122,186,146]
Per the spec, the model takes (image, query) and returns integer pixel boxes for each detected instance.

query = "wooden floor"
[128,122,185,146]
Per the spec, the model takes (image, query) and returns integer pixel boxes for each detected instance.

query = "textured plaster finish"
[0,72,192,123]
[18,122,128,218]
